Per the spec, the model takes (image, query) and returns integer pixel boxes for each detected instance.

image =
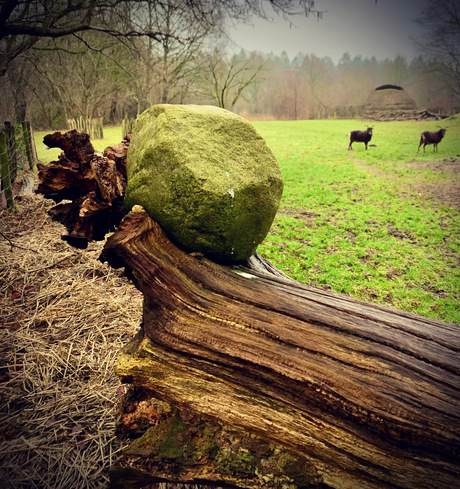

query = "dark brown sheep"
[417,128,447,153]
[348,127,373,150]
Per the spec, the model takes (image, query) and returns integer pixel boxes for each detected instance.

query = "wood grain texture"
[101,206,460,489]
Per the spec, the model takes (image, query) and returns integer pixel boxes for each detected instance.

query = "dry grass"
[0,192,142,488]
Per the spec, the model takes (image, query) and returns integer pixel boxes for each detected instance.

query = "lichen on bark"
[112,384,319,489]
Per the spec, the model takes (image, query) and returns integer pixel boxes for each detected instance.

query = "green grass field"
[34,118,460,323]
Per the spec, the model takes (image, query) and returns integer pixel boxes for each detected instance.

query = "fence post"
[122,116,134,138]
[4,121,17,183]
[28,121,37,163]
[0,129,14,209]
[21,121,36,170]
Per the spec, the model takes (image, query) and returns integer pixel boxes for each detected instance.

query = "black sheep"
[417,128,447,153]
[348,127,373,150]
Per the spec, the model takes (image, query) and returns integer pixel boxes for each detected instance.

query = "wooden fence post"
[21,121,36,169]
[28,121,38,163]
[0,129,14,208]
[66,117,103,140]
[4,122,18,183]
[122,116,135,138]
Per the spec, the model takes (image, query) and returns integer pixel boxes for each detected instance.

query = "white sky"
[228,0,427,62]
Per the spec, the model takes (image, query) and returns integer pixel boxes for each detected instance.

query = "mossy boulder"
[124,104,283,263]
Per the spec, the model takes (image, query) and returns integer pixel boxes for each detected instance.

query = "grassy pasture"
[34,118,460,323]
[254,118,460,323]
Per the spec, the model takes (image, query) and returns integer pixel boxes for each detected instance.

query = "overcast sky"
[228,0,427,62]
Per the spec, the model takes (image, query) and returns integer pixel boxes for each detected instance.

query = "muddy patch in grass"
[278,208,319,220]
[355,158,460,210]
[406,160,460,210]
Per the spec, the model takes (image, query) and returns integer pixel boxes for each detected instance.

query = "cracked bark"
[101,206,460,489]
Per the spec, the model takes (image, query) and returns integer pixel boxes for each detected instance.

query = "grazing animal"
[417,127,447,153]
[348,127,373,150]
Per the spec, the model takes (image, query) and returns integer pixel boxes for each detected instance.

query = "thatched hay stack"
[359,84,444,121]
[365,85,417,111]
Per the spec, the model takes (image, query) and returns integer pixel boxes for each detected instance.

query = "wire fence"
[0,121,37,209]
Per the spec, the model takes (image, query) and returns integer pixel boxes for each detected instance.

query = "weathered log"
[37,129,128,247]
[100,206,460,489]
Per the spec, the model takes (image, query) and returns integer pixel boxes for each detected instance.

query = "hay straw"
[0,193,225,489]
[0,193,142,489]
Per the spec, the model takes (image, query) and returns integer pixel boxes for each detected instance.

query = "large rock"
[124,104,283,263]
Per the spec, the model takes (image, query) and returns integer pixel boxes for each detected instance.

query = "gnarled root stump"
[101,206,460,489]
[37,129,128,248]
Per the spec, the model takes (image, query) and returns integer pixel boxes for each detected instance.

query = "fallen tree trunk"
[37,130,128,248]
[101,206,460,489]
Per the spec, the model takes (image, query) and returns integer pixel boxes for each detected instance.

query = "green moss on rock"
[124,104,283,263]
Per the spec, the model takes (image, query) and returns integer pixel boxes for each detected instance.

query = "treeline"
[234,52,459,121]
[0,8,457,129]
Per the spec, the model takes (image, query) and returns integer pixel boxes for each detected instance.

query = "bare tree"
[0,0,323,124]
[200,48,265,109]
[297,53,333,119]
[0,0,322,77]
[150,2,219,104]
[415,0,460,98]
[37,36,130,120]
